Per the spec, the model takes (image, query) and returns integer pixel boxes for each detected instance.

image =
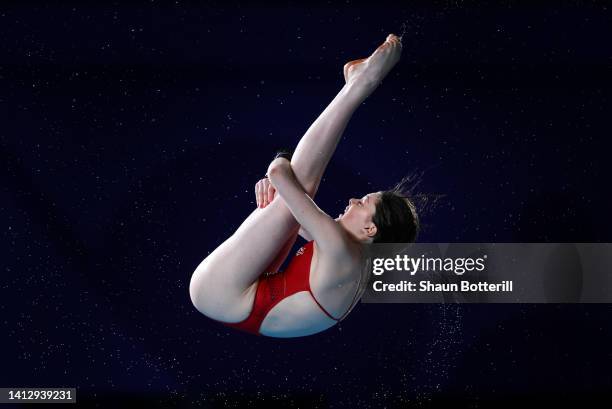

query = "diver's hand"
[255,177,276,208]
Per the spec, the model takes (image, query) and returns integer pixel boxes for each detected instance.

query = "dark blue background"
[1,2,611,408]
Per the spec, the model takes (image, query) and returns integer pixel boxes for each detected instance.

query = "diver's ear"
[364,222,377,238]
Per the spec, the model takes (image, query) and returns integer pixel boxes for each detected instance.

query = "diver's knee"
[189,270,202,312]
[189,263,211,314]
[189,263,254,322]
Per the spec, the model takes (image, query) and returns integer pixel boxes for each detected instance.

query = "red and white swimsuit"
[219,241,361,336]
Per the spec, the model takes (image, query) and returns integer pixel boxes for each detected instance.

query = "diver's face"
[337,192,381,240]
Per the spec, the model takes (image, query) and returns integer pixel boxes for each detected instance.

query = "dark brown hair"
[372,176,420,243]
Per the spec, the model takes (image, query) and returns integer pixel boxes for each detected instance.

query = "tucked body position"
[189,34,419,338]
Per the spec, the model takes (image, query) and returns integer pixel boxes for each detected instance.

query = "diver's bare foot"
[343,34,402,94]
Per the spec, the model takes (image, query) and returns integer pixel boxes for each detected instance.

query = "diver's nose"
[349,198,358,206]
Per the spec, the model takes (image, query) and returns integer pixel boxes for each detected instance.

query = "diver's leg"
[189,35,402,322]
[189,199,301,322]
[290,34,402,196]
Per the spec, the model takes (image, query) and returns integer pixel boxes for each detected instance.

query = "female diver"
[189,34,419,338]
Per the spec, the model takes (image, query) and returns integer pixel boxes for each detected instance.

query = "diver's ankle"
[342,79,378,102]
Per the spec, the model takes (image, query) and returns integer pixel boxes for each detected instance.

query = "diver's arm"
[253,174,315,242]
[267,157,346,253]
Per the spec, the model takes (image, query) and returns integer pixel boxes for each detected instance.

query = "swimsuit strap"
[308,260,370,322]
[337,253,372,322]
[308,289,340,321]
[307,241,372,322]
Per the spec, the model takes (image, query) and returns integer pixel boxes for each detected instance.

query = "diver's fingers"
[256,180,264,208]
[267,183,276,206]
[261,178,272,207]
[260,178,268,207]
[261,179,267,208]
[255,181,259,207]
